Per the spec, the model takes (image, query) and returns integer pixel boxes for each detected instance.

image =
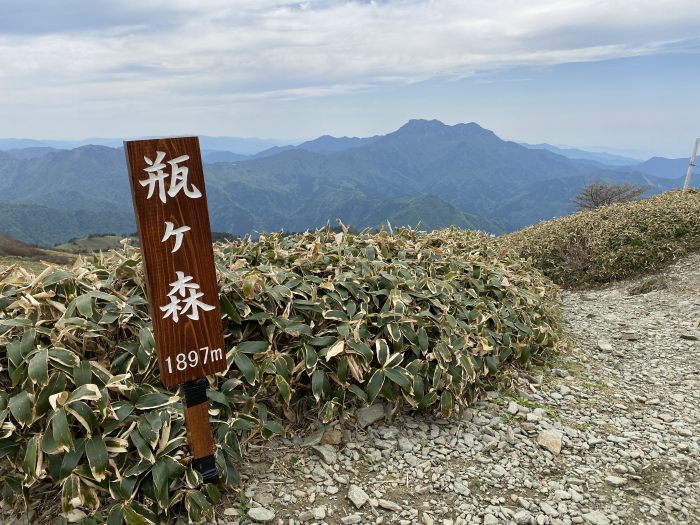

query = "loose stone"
[536,430,563,455]
[247,507,275,522]
[347,485,370,509]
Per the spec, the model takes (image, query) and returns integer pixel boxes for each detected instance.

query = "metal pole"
[683,138,699,191]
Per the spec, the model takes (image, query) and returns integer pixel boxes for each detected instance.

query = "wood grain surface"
[184,402,215,459]
[124,137,226,388]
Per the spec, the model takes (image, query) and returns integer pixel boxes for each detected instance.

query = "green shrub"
[0,227,559,523]
[502,190,700,287]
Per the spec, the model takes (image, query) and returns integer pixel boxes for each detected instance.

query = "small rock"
[597,340,613,352]
[334,473,349,484]
[473,415,491,426]
[605,475,627,487]
[247,507,275,522]
[483,514,498,525]
[680,333,698,341]
[223,508,238,517]
[526,412,542,423]
[536,429,563,455]
[398,437,414,452]
[514,510,532,525]
[311,464,330,481]
[583,511,610,525]
[554,490,571,500]
[321,428,343,445]
[311,444,338,464]
[453,480,470,496]
[341,515,363,525]
[670,393,685,402]
[423,514,436,525]
[298,428,325,446]
[347,484,370,509]
[492,465,507,477]
[540,502,559,517]
[378,499,402,512]
[313,506,327,520]
[357,403,386,428]
[254,492,274,506]
[374,438,396,450]
[507,401,519,415]
[378,426,400,439]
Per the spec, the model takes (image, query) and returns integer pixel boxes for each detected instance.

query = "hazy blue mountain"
[0,145,132,213]
[370,194,499,233]
[0,201,134,246]
[202,150,250,164]
[5,147,60,160]
[0,138,123,149]
[252,134,382,159]
[203,119,684,235]
[620,157,691,179]
[0,150,21,176]
[295,134,382,153]
[0,136,291,156]
[493,170,676,230]
[249,145,297,159]
[520,142,640,166]
[0,138,73,149]
[197,136,291,155]
[0,119,690,246]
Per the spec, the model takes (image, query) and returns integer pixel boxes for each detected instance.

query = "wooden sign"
[124,137,226,388]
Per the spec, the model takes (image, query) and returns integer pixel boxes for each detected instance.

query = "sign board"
[124,137,226,388]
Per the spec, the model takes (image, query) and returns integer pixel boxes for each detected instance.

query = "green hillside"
[504,190,700,286]
[0,120,689,246]
[0,201,134,246]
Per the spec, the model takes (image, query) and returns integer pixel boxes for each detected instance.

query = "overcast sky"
[1,0,699,157]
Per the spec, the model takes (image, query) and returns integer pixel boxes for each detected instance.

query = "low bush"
[0,227,559,523]
[503,190,700,287]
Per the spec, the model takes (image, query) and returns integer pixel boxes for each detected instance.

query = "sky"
[1,0,699,158]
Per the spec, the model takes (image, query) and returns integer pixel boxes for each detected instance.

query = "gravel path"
[221,253,700,525]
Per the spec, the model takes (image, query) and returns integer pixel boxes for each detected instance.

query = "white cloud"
[0,0,698,137]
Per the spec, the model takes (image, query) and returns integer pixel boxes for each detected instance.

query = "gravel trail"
[221,253,700,525]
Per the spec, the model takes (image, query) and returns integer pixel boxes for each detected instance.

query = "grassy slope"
[54,235,136,254]
[0,234,75,272]
[502,190,700,287]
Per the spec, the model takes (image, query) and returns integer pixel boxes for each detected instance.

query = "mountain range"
[0,136,291,156]
[519,143,642,166]
[0,120,694,246]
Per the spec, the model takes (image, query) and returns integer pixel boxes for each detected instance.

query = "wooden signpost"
[124,137,225,483]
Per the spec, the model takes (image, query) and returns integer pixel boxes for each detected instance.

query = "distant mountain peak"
[72,144,119,154]
[396,119,493,137]
[400,119,447,130]
[384,119,497,148]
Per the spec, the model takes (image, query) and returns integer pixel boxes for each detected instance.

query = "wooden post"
[683,138,699,191]
[181,379,217,483]
[124,137,226,483]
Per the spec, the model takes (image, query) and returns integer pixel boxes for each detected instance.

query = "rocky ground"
[219,253,700,525]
